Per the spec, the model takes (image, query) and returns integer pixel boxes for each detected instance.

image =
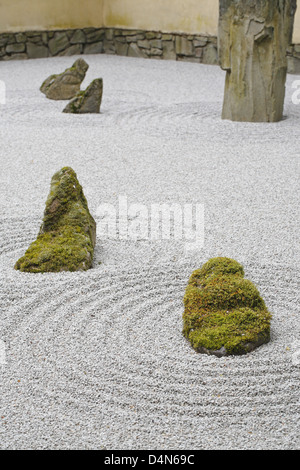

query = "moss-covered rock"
[40,58,89,100]
[15,167,96,273]
[63,78,103,114]
[183,257,272,356]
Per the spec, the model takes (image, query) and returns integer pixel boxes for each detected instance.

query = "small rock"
[85,29,104,43]
[40,58,89,100]
[84,41,103,54]
[162,41,176,60]
[63,78,103,114]
[137,39,150,49]
[57,44,82,56]
[202,43,218,65]
[48,31,70,55]
[149,39,162,49]
[27,42,49,59]
[70,29,86,44]
[193,38,208,47]
[115,42,128,56]
[175,36,194,56]
[128,43,147,58]
[6,43,25,53]
[145,31,161,40]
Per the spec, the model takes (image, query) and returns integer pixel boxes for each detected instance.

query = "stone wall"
[0,27,299,73]
[0,27,218,64]
[0,29,104,60]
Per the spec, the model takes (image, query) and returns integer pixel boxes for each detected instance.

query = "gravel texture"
[0,54,299,450]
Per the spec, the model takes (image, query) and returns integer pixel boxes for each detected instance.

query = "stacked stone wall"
[0,27,299,73]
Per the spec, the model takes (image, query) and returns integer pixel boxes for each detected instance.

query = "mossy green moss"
[183,257,272,356]
[14,226,93,273]
[15,167,96,273]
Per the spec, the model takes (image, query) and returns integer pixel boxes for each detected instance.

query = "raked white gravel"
[0,54,299,449]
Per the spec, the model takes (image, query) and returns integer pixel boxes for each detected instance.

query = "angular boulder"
[183,258,272,356]
[63,78,103,114]
[219,0,297,122]
[40,58,89,100]
[15,167,96,273]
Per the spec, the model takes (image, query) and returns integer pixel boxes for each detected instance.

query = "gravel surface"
[0,54,299,450]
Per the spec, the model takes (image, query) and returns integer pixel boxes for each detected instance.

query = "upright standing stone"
[40,58,89,100]
[15,167,96,272]
[63,78,103,114]
[219,0,297,122]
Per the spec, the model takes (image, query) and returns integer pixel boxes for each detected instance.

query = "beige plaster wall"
[104,0,300,42]
[0,0,104,32]
[103,0,219,36]
[294,6,300,42]
[0,0,299,43]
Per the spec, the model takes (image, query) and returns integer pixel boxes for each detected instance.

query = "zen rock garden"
[14,165,272,356]
[17,0,296,356]
[2,0,299,451]
[40,58,103,113]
